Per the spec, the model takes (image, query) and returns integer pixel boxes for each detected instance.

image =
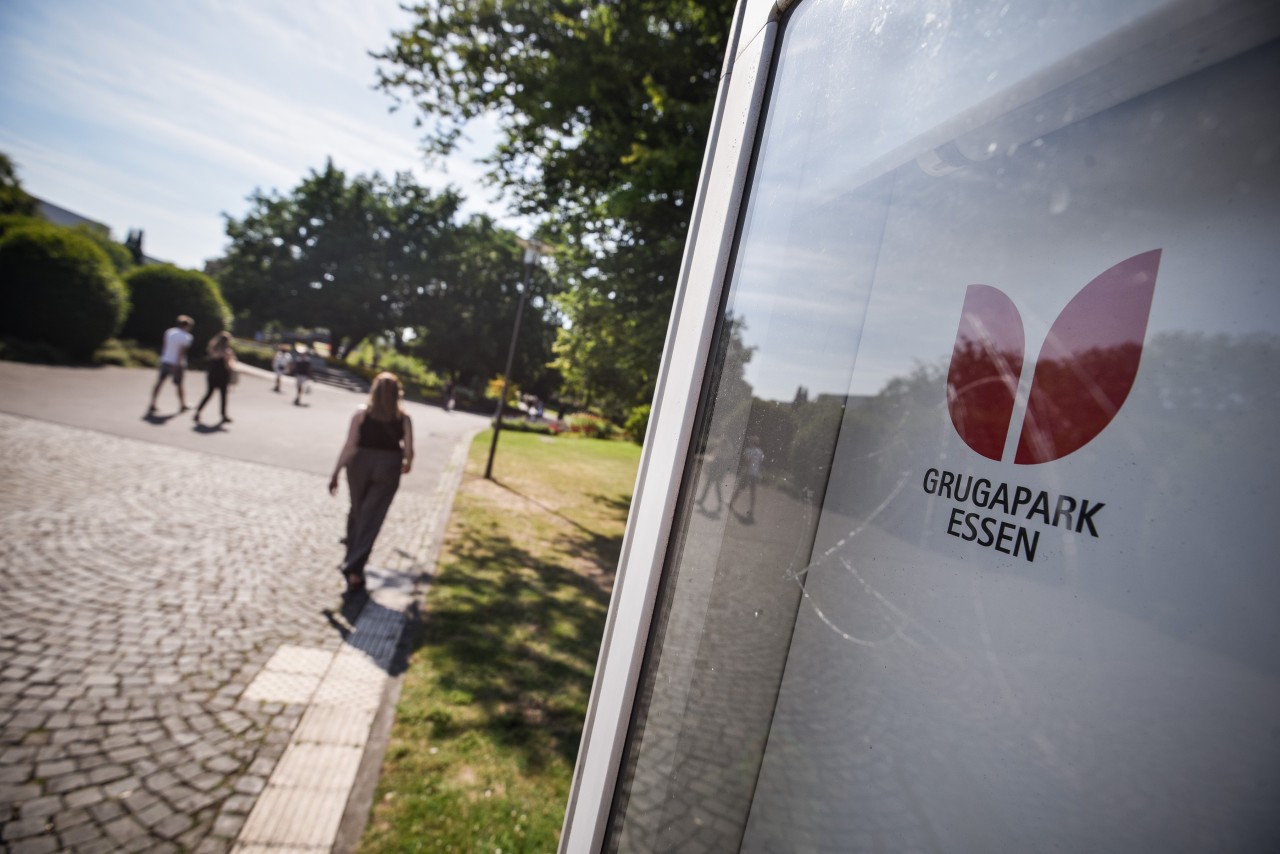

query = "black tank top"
[358,413,404,451]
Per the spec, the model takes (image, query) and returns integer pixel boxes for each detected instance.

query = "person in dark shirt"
[193,332,236,425]
[328,372,415,602]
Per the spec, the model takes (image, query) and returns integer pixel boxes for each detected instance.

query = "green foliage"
[0,223,128,360]
[221,161,465,357]
[624,403,651,444]
[122,264,231,355]
[551,282,664,422]
[220,159,564,405]
[0,214,44,240]
[70,225,134,275]
[0,166,132,275]
[344,341,443,401]
[225,337,276,371]
[403,217,563,398]
[0,153,38,217]
[564,411,616,440]
[92,338,159,368]
[0,336,76,365]
[375,0,736,419]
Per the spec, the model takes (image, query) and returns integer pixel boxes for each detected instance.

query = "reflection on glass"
[947,284,1025,460]
[1015,250,1161,463]
[606,0,1280,851]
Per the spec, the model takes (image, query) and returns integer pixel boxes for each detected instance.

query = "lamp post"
[484,238,549,480]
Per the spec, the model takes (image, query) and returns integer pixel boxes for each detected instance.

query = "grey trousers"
[341,448,402,580]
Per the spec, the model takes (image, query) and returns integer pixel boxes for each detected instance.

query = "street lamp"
[484,238,550,480]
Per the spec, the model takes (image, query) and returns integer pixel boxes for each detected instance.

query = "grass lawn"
[359,430,641,853]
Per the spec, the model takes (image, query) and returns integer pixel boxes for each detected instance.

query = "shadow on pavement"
[319,598,418,678]
[322,606,356,641]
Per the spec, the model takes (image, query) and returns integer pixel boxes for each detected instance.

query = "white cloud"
[0,0,516,268]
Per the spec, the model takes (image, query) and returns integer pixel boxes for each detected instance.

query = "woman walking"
[329,372,414,602]
[194,332,236,425]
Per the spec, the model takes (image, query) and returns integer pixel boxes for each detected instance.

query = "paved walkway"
[0,362,488,852]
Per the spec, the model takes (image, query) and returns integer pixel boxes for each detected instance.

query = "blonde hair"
[366,372,404,422]
[207,331,231,356]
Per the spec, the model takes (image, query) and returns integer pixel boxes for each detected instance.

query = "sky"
[0,0,509,269]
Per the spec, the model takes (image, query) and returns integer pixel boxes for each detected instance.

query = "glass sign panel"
[607,0,1280,850]
[742,4,1280,854]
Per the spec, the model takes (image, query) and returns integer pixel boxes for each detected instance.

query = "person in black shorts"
[148,315,193,414]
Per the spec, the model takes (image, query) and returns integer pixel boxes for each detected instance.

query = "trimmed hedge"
[122,265,231,358]
[0,223,128,359]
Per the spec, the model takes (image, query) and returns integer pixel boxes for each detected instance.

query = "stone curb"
[231,433,473,852]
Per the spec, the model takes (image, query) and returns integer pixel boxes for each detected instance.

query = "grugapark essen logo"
[922,250,1161,563]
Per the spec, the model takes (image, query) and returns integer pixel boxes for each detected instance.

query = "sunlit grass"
[359,430,640,853]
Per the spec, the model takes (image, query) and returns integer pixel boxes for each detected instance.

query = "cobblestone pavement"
[0,410,469,853]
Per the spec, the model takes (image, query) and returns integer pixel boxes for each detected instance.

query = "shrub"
[71,226,134,275]
[227,337,276,371]
[0,216,131,274]
[0,214,43,241]
[565,411,616,440]
[0,157,131,298]
[122,265,231,357]
[344,341,443,402]
[624,403,651,445]
[0,223,128,359]
[93,338,158,368]
[0,336,76,365]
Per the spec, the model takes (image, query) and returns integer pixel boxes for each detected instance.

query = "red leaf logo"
[947,251,1161,464]
[1015,250,1161,464]
[947,285,1024,461]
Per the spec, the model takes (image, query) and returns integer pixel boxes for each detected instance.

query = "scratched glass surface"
[607,1,1280,851]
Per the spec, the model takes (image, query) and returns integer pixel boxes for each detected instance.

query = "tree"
[220,161,464,355]
[0,153,38,217]
[406,215,562,397]
[551,281,648,419]
[122,265,231,352]
[218,161,562,389]
[374,0,736,415]
[0,223,128,359]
